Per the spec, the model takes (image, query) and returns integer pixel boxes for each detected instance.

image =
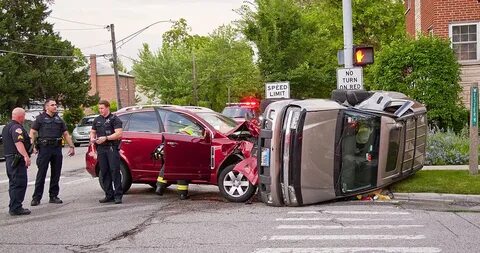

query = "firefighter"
[153,140,189,200]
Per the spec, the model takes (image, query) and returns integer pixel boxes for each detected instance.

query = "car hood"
[75,126,92,133]
[225,120,259,138]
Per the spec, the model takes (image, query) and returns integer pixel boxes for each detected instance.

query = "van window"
[340,111,380,193]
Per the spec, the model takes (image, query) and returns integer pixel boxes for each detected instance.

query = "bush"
[63,107,85,133]
[425,126,476,165]
[369,36,466,132]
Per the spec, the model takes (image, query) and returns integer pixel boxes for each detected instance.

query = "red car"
[85,105,258,202]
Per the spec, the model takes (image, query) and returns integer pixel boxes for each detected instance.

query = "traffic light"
[353,46,374,66]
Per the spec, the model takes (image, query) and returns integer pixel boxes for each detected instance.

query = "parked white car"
[72,115,97,147]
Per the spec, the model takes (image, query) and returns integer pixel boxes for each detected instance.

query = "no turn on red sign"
[337,67,363,90]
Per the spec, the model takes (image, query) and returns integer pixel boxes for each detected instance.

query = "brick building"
[89,54,136,108]
[405,0,480,107]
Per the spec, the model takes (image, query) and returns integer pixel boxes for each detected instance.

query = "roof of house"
[89,63,134,78]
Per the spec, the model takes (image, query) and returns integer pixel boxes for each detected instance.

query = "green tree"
[0,0,97,112]
[238,0,406,98]
[63,107,85,133]
[369,36,466,131]
[133,20,261,111]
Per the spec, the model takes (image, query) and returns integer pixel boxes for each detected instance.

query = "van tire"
[218,164,256,202]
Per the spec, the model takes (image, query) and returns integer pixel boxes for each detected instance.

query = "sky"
[47,0,246,69]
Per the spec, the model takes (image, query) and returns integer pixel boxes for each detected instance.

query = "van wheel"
[98,162,132,194]
[218,164,256,202]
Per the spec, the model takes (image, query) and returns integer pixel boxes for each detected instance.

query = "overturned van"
[253,90,427,206]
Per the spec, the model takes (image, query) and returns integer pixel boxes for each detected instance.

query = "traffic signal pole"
[342,0,353,68]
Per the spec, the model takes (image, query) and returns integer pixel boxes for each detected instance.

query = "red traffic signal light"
[353,46,374,66]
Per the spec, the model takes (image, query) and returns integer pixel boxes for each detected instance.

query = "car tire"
[98,162,132,194]
[218,164,256,202]
[74,143,81,147]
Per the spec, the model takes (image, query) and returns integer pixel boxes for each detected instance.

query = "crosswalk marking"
[276,217,415,221]
[277,224,424,230]
[253,247,442,253]
[288,210,411,215]
[265,235,426,240]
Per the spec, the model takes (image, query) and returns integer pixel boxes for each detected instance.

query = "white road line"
[276,218,415,221]
[277,224,424,230]
[63,178,92,185]
[288,211,411,215]
[27,176,65,186]
[265,235,426,240]
[253,247,441,253]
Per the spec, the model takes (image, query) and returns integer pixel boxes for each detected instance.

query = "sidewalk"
[392,165,480,205]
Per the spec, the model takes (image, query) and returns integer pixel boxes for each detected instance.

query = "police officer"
[89,100,123,204]
[3,108,32,215]
[30,99,75,206]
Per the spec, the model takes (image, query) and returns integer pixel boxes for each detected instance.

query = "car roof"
[115,105,215,114]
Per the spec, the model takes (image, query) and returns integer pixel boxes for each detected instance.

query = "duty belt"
[38,138,62,146]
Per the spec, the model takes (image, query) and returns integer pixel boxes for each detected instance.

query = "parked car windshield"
[196,112,238,134]
[0,125,4,133]
[222,107,254,119]
[79,116,95,127]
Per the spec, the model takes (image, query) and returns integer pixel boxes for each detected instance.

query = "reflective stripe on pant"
[33,146,62,200]
[6,157,27,212]
[177,180,188,196]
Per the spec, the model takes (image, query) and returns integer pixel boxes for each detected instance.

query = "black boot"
[155,183,167,196]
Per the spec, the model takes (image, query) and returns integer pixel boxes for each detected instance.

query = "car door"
[162,111,211,181]
[120,110,164,181]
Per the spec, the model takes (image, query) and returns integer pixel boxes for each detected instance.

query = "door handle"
[167,141,177,147]
[122,139,132,143]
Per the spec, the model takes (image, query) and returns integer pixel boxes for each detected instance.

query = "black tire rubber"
[98,162,132,194]
[218,164,256,203]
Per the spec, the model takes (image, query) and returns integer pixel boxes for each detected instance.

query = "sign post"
[469,83,478,175]
[336,67,363,90]
[265,81,290,99]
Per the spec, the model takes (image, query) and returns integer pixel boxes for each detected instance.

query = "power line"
[0,49,111,59]
[54,28,106,31]
[49,16,106,28]
[80,41,111,50]
[115,20,174,49]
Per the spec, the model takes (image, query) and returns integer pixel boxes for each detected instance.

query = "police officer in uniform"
[3,108,32,216]
[30,99,75,206]
[89,100,123,204]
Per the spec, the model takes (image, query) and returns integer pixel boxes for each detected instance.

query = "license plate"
[261,148,270,167]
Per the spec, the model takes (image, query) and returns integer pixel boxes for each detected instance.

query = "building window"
[450,23,479,61]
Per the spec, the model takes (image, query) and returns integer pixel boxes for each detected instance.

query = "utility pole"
[109,24,122,109]
[342,0,353,68]
[192,52,198,106]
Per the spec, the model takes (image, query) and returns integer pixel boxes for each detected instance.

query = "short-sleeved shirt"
[32,112,67,139]
[92,113,122,145]
[2,120,31,156]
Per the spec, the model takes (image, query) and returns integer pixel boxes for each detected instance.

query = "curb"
[393,192,480,203]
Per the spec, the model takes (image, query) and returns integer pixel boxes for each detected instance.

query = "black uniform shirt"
[32,112,67,139]
[92,113,122,145]
[2,120,31,156]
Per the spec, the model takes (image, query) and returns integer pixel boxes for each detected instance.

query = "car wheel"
[74,143,81,147]
[218,164,256,202]
[98,162,132,194]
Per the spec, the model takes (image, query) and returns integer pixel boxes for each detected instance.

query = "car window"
[196,112,238,134]
[164,112,203,137]
[127,111,160,133]
[117,114,131,130]
[222,107,253,118]
[79,117,95,126]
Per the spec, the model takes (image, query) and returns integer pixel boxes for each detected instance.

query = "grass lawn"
[390,170,480,195]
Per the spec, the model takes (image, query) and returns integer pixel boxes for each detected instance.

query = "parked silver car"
[72,115,97,147]
[0,124,5,160]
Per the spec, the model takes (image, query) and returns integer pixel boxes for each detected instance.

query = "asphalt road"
[1,146,480,253]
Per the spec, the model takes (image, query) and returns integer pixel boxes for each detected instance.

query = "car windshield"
[0,125,4,134]
[222,107,254,118]
[196,112,238,134]
[79,117,95,127]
